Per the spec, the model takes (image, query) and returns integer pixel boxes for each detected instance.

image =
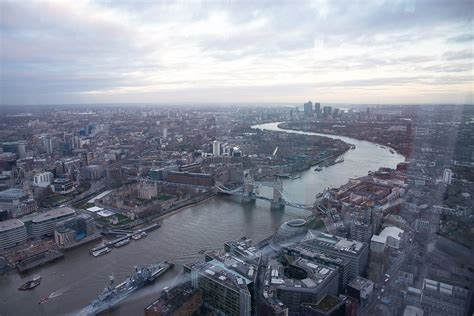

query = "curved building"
[272,219,307,248]
[0,219,27,250]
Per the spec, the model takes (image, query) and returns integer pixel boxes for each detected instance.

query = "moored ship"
[91,247,111,257]
[78,261,173,315]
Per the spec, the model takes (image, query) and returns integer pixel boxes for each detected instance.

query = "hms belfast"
[78,261,172,316]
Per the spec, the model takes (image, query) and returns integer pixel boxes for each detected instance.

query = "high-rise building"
[188,254,254,316]
[442,168,452,184]
[301,232,369,282]
[323,106,332,118]
[162,127,168,139]
[212,140,221,156]
[314,103,321,117]
[2,141,26,159]
[304,101,313,115]
[42,136,54,154]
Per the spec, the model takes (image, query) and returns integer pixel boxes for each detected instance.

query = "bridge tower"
[271,176,285,209]
[242,170,256,203]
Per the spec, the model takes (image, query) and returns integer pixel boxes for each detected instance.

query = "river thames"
[0,122,404,315]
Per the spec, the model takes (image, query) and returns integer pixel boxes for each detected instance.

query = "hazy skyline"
[1,0,473,105]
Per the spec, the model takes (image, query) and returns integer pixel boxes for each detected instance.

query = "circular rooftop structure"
[272,219,307,247]
[287,219,306,227]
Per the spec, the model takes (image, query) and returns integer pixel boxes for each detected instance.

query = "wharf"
[90,223,160,254]
[17,250,64,273]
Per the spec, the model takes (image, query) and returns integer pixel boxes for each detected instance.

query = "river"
[0,122,404,316]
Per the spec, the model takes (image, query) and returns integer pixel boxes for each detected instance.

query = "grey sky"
[0,0,472,105]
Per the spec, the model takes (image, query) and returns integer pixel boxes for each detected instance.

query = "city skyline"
[1,0,473,105]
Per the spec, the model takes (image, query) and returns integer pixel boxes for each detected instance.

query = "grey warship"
[78,261,172,315]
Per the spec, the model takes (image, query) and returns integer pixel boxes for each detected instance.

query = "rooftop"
[348,276,374,291]
[32,207,76,223]
[0,218,25,232]
[303,231,367,255]
[371,226,404,244]
[190,253,256,292]
[0,188,27,200]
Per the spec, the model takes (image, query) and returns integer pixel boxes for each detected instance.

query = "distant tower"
[442,168,453,184]
[162,127,168,139]
[303,101,313,116]
[43,136,53,154]
[314,103,321,117]
[212,141,221,156]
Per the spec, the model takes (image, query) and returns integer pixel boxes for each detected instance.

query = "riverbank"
[277,122,407,158]
[0,122,405,316]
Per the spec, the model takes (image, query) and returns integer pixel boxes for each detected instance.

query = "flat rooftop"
[303,231,367,255]
[0,188,27,200]
[348,276,373,291]
[0,218,25,232]
[32,207,76,223]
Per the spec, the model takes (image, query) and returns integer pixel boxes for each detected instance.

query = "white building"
[212,141,221,156]
[0,219,27,250]
[370,226,404,253]
[33,172,54,188]
[32,207,76,238]
[442,168,452,184]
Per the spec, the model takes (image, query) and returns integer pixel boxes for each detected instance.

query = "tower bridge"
[216,171,316,210]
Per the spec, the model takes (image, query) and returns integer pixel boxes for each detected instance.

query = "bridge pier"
[271,177,285,209]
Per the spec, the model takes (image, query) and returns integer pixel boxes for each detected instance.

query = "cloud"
[0,0,473,105]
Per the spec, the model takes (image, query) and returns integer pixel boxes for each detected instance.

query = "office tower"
[304,101,313,115]
[43,136,54,154]
[212,140,221,156]
[314,103,321,117]
[323,106,332,118]
[301,232,369,282]
[442,168,452,184]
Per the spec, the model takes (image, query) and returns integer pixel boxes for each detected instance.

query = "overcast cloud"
[0,0,472,105]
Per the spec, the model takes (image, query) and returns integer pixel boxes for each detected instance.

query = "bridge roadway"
[216,184,325,211]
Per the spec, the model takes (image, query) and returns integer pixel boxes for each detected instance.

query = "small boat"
[38,296,49,304]
[92,247,111,257]
[314,166,323,172]
[114,238,130,248]
[334,158,344,164]
[131,231,147,240]
[198,249,206,254]
[18,275,41,291]
[390,149,394,154]
[291,175,301,180]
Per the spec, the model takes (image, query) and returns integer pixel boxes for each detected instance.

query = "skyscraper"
[314,103,321,117]
[212,141,221,156]
[304,101,313,115]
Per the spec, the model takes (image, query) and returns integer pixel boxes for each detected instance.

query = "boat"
[314,166,323,172]
[79,262,173,315]
[291,175,301,180]
[390,149,394,154]
[18,275,41,291]
[198,249,206,254]
[334,158,344,164]
[92,247,111,257]
[114,238,131,248]
[131,232,147,240]
[350,144,356,150]
[38,296,49,304]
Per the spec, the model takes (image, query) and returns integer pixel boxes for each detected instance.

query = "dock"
[90,223,160,254]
